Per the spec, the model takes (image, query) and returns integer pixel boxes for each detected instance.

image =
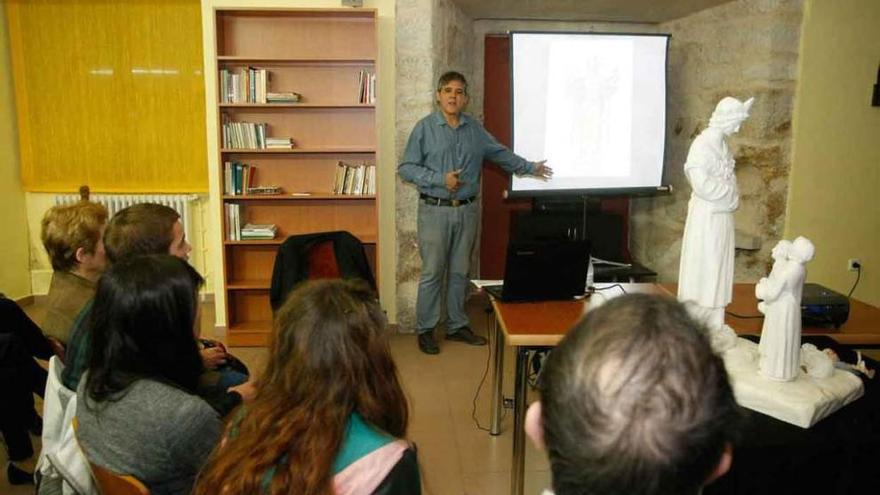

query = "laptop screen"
[498,240,591,302]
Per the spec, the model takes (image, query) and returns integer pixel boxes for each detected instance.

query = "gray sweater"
[76,375,222,495]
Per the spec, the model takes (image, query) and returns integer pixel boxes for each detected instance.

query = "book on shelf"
[219,67,269,104]
[241,223,278,240]
[366,163,376,195]
[224,161,257,195]
[352,165,365,195]
[247,185,282,195]
[221,119,295,150]
[225,203,243,241]
[333,161,376,196]
[357,69,376,104]
[265,137,295,149]
[222,120,268,149]
[266,92,302,103]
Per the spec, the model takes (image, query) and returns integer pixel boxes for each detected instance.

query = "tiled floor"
[220,295,553,495]
[5,294,551,494]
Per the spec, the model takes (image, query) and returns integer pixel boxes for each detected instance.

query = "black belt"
[420,194,475,207]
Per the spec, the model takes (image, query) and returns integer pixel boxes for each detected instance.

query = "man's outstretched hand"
[533,160,553,180]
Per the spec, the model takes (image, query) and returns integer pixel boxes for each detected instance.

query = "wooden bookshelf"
[210,8,379,346]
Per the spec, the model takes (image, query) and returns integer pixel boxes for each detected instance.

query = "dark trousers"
[0,298,52,460]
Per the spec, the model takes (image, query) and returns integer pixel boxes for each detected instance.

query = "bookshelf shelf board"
[225,239,284,246]
[220,147,375,154]
[223,194,376,201]
[216,7,376,17]
[217,56,374,66]
[227,280,271,290]
[224,233,377,246]
[226,325,271,346]
[219,103,374,109]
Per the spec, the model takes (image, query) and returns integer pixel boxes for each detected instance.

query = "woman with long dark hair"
[194,279,419,495]
[76,255,221,495]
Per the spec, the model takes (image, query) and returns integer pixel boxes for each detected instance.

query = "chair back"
[39,356,76,466]
[307,240,341,279]
[88,462,150,495]
[46,336,66,362]
[270,230,376,310]
[72,417,151,495]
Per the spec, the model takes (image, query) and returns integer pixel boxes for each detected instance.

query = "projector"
[801,283,849,329]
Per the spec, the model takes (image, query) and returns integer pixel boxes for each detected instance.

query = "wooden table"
[488,283,670,495]
[663,283,880,346]
[489,282,880,495]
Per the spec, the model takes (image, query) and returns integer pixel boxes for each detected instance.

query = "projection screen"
[509,32,670,196]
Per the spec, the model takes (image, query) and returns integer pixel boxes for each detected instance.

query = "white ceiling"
[451,0,736,23]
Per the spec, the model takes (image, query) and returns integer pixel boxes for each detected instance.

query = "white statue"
[678,96,754,352]
[756,240,792,359]
[800,343,834,379]
[757,236,815,381]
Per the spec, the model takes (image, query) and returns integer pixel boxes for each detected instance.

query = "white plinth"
[722,338,864,428]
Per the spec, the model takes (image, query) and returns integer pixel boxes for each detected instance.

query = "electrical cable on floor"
[472,307,505,432]
[592,283,627,293]
[848,266,862,298]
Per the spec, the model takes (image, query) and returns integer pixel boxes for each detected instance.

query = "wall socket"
[847,258,862,271]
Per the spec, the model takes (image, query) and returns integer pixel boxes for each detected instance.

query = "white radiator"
[53,193,199,246]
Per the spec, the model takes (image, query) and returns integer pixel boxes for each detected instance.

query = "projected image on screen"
[511,32,668,195]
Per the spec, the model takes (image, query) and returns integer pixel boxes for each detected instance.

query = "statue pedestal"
[723,338,863,428]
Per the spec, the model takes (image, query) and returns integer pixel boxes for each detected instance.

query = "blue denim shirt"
[398,111,536,199]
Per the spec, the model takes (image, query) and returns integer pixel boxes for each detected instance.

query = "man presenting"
[399,71,552,355]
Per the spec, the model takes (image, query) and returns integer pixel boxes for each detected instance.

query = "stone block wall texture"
[394,0,804,327]
[395,0,474,330]
[632,0,804,283]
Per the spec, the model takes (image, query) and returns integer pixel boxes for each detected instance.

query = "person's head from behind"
[103,203,192,262]
[84,255,204,403]
[195,279,407,495]
[526,294,739,495]
[41,201,109,281]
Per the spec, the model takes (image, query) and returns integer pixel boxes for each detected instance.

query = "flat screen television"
[509,31,671,197]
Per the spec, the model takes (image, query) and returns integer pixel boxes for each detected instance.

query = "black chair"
[269,231,376,311]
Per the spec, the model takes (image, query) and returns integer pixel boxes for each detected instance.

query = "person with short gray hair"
[525,294,741,495]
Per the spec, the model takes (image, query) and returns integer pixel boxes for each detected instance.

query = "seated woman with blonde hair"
[194,279,420,495]
[41,201,109,344]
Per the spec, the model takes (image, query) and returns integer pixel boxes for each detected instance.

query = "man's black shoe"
[447,326,487,346]
[7,462,34,485]
[418,332,440,354]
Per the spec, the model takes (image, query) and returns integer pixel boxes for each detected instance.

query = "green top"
[61,299,94,390]
[332,413,395,473]
[254,412,394,489]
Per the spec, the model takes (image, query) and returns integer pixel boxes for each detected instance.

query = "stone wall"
[395,0,474,330]
[435,0,475,77]
[631,0,804,282]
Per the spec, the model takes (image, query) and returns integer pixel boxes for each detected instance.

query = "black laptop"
[484,240,591,302]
